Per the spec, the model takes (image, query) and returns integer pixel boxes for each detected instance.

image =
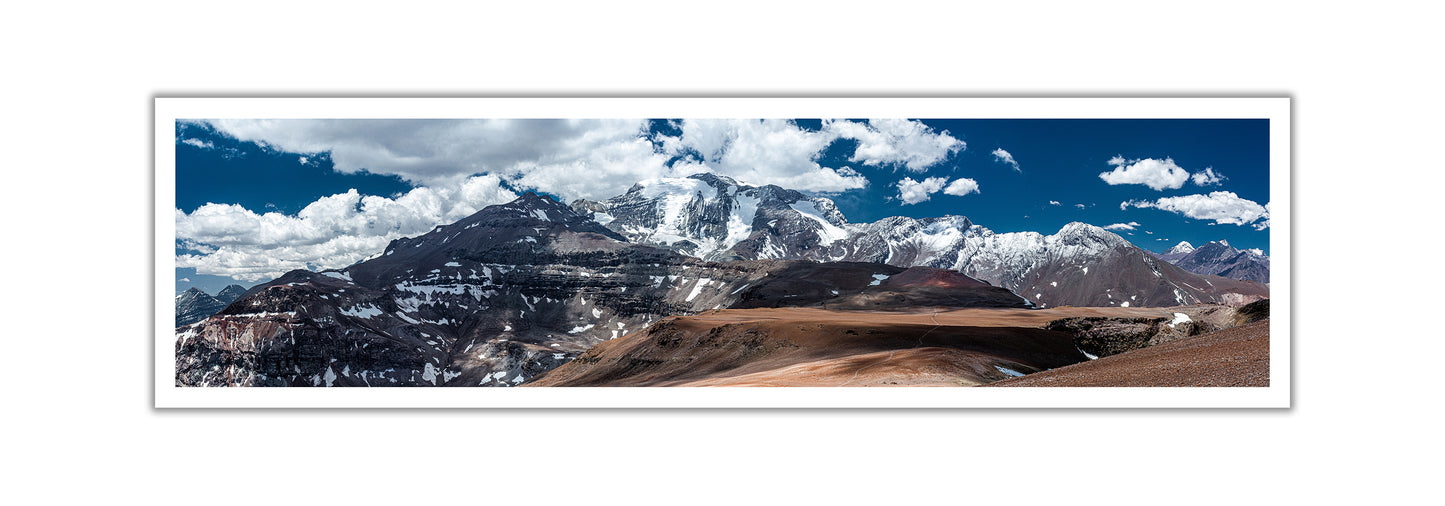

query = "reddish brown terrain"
[983,319,1270,387]
[526,306,1193,387]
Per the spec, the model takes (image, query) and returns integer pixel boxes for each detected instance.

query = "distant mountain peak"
[216,284,248,305]
[1165,241,1195,255]
[1164,239,1270,283]
[175,287,226,327]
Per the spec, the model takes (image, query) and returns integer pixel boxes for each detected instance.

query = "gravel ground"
[984,320,1270,387]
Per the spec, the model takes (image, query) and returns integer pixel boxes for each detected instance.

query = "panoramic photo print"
[157,98,1288,407]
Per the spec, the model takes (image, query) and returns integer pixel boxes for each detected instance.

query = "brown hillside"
[983,319,1270,387]
[527,306,1183,387]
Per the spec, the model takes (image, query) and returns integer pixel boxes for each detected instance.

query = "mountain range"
[175,173,1268,387]
[1151,240,1270,283]
[174,284,246,327]
[574,174,1267,307]
[175,191,1030,386]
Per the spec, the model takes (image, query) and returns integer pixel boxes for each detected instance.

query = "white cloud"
[1103,222,1141,231]
[823,119,964,172]
[178,277,190,282]
[205,119,681,201]
[1098,156,1191,190]
[1075,204,1086,209]
[175,174,517,281]
[1191,167,1226,186]
[1122,191,1270,228]
[992,148,1020,172]
[1253,202,1272,230]
[895,176,950,205]
[203,118,879,201]
[180,138,213,149]
[668,119,867,194]
[942,178,980,196]
[1048,200,1061,206]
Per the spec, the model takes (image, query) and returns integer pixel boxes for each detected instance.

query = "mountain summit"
[1165,241,1195,255]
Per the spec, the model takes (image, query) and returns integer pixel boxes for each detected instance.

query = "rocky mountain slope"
[1153,240,1270,283]
[580,173,1268,308]
[175,193,1024,387]
[570,173,848,261]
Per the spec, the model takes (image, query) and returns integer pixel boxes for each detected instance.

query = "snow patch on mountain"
[791,200,849,246]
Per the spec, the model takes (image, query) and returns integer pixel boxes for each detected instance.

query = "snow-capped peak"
[1218,239,1230,247]
[1056,222,1119,243]
[1165,241,1195,255]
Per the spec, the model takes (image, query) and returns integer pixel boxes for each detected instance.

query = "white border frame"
[155,97,1290,408]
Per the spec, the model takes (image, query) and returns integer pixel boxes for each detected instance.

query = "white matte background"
[3,1,1436,504]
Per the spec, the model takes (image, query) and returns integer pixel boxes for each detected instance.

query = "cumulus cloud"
[1098,156,1191,191]
[823,119,964,172]
[992,148,1020,172]
[202,118,881,201]
[1103,222,1141,231]
[1191,167,1226,186]
[665,119,867,194]
[942,178,980,196]
[1122,191,1270,228]
[175,174,517,281]
[896,176,950,205]
[204,119,683,201]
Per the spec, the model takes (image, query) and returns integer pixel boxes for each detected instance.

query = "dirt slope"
[983,320,1269,387]
[527,306,1182,387]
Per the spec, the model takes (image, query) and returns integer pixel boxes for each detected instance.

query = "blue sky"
[175,118,1270,295]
